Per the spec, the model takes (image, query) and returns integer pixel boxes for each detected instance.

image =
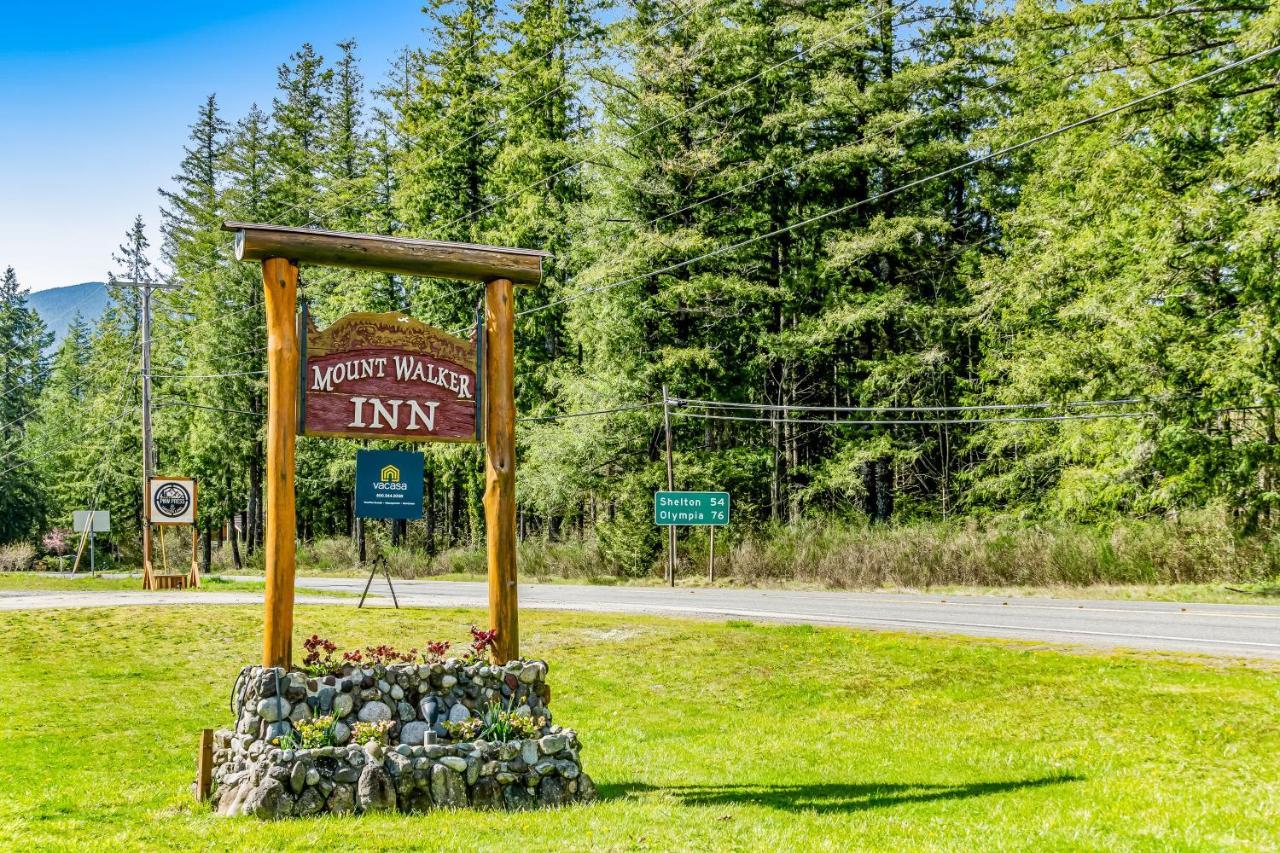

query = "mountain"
[28,282,110,349]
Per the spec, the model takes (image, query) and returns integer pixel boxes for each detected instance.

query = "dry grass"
[198,511,1280,594]
[0,542,36,572]
[724,514,1280,588]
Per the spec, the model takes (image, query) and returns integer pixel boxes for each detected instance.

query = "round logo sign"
[154,482,192,518]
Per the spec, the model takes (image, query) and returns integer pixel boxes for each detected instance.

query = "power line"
[0,377,138,478]
[671,396,1149,414]
[0,338,142,437]
[149,369,266,380]
[511,43,1280,321]
[271,0,712,231]
[520,401,658,422]
[628,1,1202,235]
[672,409,1154,426]
[434,0,918,238]
[156,399,263,418]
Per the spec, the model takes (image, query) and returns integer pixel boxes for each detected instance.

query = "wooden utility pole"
[662,385,676,587]
[485,277,518,661]
[260,258,300,668]
[114,279,179,590]
[226,223,543,667]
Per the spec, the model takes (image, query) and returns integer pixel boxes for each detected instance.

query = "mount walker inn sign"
[300,308,480,442]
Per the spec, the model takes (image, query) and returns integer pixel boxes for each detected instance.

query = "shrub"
[443,700,545,743]
[351,719,394,746]
[0,543,36,572]
[724,512,1280,589]
[301,634,338,676]
[276,714,337,749]
[465,626,497,662]
[421,640,450,663]
[42,529,71,556]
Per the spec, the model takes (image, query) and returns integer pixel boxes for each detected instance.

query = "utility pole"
[662,385,676,587]
[114,279,180,589]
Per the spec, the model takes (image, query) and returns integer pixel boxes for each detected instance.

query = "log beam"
[225,222,544,286]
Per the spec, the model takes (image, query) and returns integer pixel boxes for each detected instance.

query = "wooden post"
[485,277,518,662]
[189,524,200,588]
[195,728,214,801]
[662,385,676,587]
[708,525,715,583]
[261,257,299,668]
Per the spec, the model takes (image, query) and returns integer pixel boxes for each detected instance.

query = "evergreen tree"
[0,266,53,539]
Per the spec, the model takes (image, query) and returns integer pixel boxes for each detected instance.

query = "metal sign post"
[72,510,110,576]
[655,491,730,585]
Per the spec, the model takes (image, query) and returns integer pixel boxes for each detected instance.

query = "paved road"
[5,578,1279,659]
[283,576,1280,659]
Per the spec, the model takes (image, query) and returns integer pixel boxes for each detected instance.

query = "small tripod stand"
[358,554,400,609]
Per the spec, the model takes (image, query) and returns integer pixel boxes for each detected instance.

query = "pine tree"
[0,266,53,539]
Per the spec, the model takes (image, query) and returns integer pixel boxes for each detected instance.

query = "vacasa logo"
[374,463,407,492]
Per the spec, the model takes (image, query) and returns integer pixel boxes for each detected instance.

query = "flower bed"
[211,656,595,818]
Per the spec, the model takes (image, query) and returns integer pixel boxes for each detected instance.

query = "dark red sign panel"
[300,311,479,443]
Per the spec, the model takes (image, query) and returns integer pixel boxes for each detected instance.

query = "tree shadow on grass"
[598,775,1081,815]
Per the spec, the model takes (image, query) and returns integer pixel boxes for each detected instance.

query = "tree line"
[2,0,1278,573]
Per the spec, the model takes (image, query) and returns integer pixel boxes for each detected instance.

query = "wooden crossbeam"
[224,222,545,286]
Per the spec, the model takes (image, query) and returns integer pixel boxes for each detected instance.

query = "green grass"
[1,606,1277,849]
[0,572,267,593]
[0,574,364,599]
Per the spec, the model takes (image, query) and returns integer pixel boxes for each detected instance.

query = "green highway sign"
[654,491,730,526]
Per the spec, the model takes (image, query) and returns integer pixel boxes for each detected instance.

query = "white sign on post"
[149,477,197,525]
[72,510,111,532]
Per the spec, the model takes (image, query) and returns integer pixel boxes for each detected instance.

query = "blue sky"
[0,2,427,291]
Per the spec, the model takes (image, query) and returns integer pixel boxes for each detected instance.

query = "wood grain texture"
[484,278,519,663]
[196,729,214,801]
[262,257,299,668]
[225,222,545,286]
[302,312,478,442]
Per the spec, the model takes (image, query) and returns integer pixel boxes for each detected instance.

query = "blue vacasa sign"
[355,450,424,519]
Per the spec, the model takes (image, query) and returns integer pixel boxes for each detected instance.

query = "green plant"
[274,714,337,750]
[464,626,498,663]
[351,719,394,745]
[301,634,338,676]
[443,697,546,743]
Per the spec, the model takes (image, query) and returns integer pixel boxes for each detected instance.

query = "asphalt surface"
[5,577,1279,660]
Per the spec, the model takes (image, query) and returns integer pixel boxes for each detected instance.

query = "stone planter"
[210,659,595,818]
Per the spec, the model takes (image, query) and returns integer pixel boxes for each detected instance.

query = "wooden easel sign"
[144,476,200,590]
[299,308,482,443]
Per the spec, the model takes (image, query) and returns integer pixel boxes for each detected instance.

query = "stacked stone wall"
[211,659,594,817]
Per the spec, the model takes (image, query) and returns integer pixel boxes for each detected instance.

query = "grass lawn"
[0,573,352,596]
[2,606,1277,850]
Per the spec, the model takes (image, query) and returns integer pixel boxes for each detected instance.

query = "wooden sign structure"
[224,222,544,667]
[301,309,480,442]
[142,476,201,590]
